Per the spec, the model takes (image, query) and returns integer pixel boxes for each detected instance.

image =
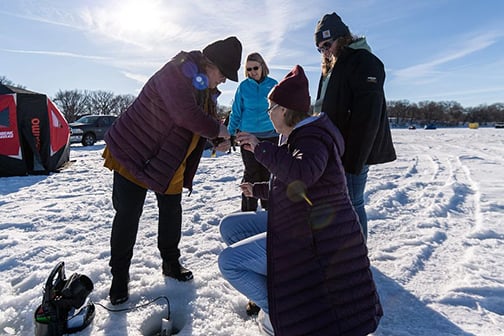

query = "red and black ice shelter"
[0,84,70,176]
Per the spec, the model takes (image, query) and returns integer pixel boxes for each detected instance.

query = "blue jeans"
[218,211,269,313]
[345,165,369,242]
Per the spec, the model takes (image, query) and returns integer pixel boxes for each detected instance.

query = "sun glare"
[84,1,182,48]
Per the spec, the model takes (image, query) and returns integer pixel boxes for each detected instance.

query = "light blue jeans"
[345,165,369,242]
[218,211,269,313]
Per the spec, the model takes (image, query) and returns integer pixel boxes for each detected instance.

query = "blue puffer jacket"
[253,113,382,336]
[227,76,277,135]
[104,51,222,194]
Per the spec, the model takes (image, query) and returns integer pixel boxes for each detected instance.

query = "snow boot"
[109,274,129,305]
[246,300,261,316]
[162,261,193,281]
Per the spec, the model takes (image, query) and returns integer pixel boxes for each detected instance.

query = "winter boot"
[162,261,193,281]
[109,273,129,305]
[246,300,261,316]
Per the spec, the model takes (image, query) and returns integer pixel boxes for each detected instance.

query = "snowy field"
[1,128,503,336]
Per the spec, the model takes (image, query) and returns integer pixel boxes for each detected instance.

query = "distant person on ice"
[102,36,242,305]
[313,12,396,242]
[218,65,383,335]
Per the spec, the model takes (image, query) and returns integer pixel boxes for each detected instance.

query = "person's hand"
[235,132,259,152]
[218,124,230,139]
[215,139,231,152]
[240,182,254,197]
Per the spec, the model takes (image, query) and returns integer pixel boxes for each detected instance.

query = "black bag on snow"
[34,261,95,336]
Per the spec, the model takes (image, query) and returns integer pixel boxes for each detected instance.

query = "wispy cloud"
[2,1,321,65]
[0,6,84,31]
[0,48,110,60]
[121,71,149,85]
[393,31,502,81]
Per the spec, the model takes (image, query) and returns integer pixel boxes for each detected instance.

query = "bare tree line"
[387,100,504,127]
[49,90,504,127]
[52,89,136,122]
[2,76,502,126]
[0,77,135,122]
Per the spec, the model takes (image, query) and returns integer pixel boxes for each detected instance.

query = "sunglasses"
[317,40,334,53]
[267,104,279,115]
[246,66,260,72]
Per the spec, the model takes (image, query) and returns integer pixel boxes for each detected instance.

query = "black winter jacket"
[317,39,396,174]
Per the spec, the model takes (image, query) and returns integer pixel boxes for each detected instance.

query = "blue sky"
[1,0,503,108]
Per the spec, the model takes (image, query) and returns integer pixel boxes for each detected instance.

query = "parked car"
[424,124,437,130]
[69,115,117,146]
[495,122,504,129]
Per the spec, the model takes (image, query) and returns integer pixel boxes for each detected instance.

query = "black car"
[69,115,117,146]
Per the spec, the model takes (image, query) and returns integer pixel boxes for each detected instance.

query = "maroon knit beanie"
[268,65,310,113]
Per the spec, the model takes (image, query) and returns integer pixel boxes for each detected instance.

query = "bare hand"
[218,124,230,139]
[240,182,254,197]
[215,139,231,152]
[235,132,259,152]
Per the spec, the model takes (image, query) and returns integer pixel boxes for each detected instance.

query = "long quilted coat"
[253,113,382,335]
[105,51,222,194]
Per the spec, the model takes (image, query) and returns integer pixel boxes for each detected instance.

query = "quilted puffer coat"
[253,113,383,335]
[105,51,222,194]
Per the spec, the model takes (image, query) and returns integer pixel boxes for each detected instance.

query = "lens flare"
[286,180,312,206]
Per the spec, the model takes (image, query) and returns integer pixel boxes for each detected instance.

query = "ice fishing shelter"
[0,84,70,176]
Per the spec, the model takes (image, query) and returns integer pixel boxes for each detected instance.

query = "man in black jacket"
[314,12,397,241]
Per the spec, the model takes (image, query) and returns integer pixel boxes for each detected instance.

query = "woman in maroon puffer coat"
[103,37,242,305]
[219,65,382,335]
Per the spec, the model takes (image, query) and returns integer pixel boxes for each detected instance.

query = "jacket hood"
[348,37,372,52]
[294,113,345,156]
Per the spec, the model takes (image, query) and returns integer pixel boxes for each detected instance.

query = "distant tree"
[53,89,89,122]
[490,103,504,122]
[466,103,504,125]
[110,94,135,115]
[88,90,117,115]
[388,100,417,125]
[443,101,465,126]
[0,76,26,89]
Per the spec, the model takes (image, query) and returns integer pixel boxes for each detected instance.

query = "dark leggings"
[240,135,278,211]
[109,172,182,276]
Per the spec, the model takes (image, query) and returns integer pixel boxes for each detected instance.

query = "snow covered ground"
[1,128,503,335]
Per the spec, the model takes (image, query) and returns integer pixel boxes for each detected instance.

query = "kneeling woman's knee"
[218,247,235,278]
[218,216,231,238]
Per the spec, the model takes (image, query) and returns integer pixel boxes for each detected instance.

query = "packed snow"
[1,128,503,336]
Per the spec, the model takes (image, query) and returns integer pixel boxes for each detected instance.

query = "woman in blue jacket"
[227,52,278,212]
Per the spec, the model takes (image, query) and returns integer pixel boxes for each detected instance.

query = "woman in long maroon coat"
[219,65,382,335]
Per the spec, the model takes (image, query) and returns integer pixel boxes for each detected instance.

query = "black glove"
[230,136,236,151]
